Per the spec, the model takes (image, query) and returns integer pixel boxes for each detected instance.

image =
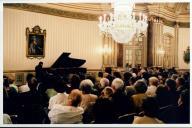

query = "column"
[174,23,179,68]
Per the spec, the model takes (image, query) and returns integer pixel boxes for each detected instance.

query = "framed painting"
[26,25,46,58]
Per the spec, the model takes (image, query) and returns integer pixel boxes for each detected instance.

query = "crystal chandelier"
[98,1,148,43]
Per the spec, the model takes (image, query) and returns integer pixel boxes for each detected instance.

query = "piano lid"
[51,52,86,68]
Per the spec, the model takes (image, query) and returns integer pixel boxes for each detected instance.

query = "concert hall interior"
[3,2,190,125]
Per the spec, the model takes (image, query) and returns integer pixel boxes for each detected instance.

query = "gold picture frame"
[26,25,46,58]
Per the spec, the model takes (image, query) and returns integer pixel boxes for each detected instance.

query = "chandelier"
[98,1,148,43]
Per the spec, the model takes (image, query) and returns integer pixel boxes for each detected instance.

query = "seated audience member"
[123,72,132,86]
[132,80,147,112]
[129,77,137,86]
[93,97,115,123]
[157,74,165,85]
[176,77,186,94]
[146,77,159,97]
[112,78,133,117]
[96,78,110,95]
[125,86,136,98]
[48,89,84,124]
[133,97,163,124]
[48,80,69,110]
[7,75,18,92]
[182,72,190,89]
[3,76,18,115]
[18,73,34,93]
[165,78,178,105]
[79,79,98,110]
[17,77,47,124]
[113,71,122,79]
[171,74,178,81]
[176,89,190,123]
[100,86,114,99]
[83,86,114,124]
[69,74,81,90]
[96,71,103,84]
[155,85,171,108]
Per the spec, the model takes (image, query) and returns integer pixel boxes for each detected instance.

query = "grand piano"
[43,52,87,77]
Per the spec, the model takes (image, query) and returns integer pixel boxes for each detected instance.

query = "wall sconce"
[103,44,112,55]
[157,47,165,55]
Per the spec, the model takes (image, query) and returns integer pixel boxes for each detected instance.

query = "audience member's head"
[80,79,94,94]
[86,75,96,85]
[176,77,185,88]
[3,76,9,88]
[28,77,38,91]
[113,72,122,79]
[105,67,112,74]
[141,72,149,81]
[69,74,81,89]
[149,77,159,87]
[165,78,176,92]
[39,61,43,66]
[101,86,114,98]
[98,72,103,78]
[171,74,178,81]
[142,97,159,117]
[54,80,67,93]
[103,72,109,78]
[99,78,110,89]
[26,73,34,83]
[111,78,124,92]
[134,80,147,94]
[123,72,132,85]
[68,89,82,107]
[129,77,137,86]
[124,86,136,98]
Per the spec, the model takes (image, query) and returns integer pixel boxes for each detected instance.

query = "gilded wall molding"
[149,15,189,28]
[4,3,98,21]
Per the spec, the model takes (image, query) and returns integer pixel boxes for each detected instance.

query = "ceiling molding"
[4,3,190,28]
[4,3,98,21]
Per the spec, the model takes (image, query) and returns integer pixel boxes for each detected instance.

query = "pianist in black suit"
[35,62,44,82]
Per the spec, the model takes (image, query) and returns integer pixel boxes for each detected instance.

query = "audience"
[3,66,190,124]
[48,89,84,124]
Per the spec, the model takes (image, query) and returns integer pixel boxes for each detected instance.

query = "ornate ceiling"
[4,3,190,24]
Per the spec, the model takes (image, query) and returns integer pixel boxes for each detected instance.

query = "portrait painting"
[26,25,46,58]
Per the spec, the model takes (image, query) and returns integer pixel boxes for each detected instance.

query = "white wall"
[178,28,190,69]
[3,8,103,71]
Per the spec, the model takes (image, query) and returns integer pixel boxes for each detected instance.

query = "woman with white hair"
[79,79,98,110]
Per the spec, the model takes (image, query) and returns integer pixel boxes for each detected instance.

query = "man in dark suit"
[35,62,44,82]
